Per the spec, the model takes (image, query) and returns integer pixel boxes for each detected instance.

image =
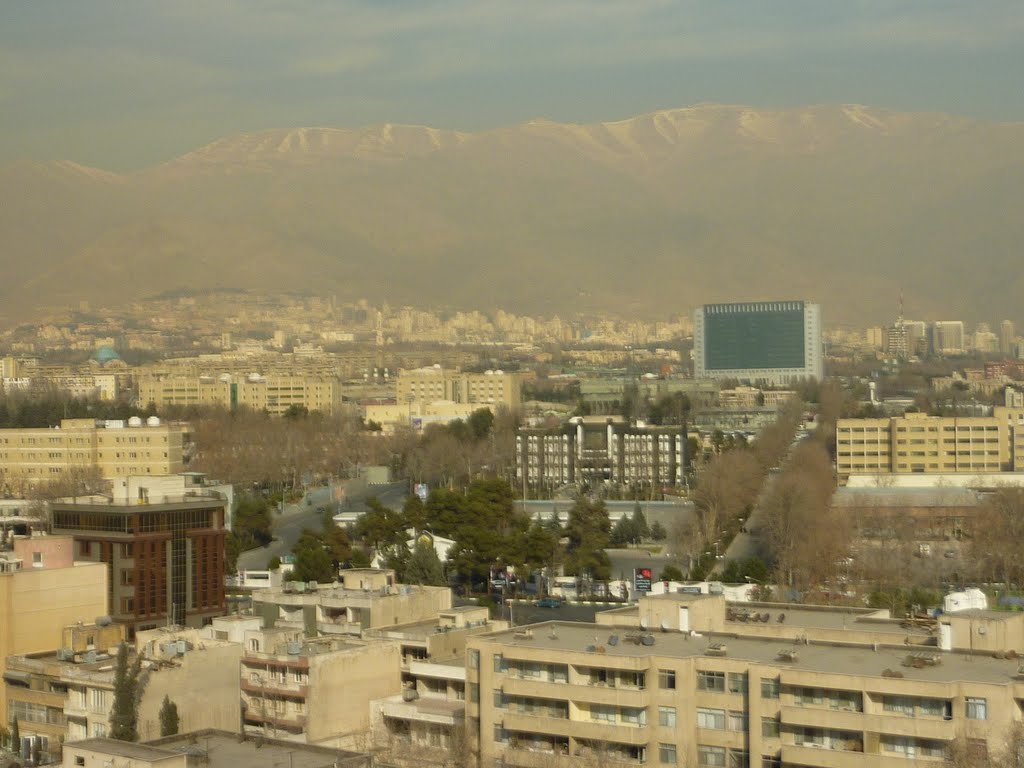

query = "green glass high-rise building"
[694,301,823,385]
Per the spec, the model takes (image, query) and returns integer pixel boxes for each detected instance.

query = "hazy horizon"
[2,1,1023,171]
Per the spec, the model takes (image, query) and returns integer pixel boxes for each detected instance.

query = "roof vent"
[641,635,656,646]
[608,635,619,647]
[705,642,728,657]
[776,650,798,663]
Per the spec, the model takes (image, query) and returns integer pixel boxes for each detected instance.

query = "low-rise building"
[138,374,343,416]
[253,569,452,637]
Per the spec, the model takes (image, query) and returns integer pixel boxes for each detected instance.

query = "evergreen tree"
[10,716,20,751]
[404,539,446,585]
[111,642,140,741]
[159,695,180,737]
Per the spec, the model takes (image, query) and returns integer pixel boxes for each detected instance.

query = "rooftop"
[64,739,174,762]
[477,622,1024,686]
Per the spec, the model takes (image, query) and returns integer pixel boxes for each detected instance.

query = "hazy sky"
[2,0,1022,170]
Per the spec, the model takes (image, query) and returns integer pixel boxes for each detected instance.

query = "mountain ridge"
[2,103,1022,327]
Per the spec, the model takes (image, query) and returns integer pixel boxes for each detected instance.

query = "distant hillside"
[2,104,1023,326]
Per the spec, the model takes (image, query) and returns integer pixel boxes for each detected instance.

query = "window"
[884,696,915,716]
[728,711,747,731]
[469,683,479,704]
[697,708,726,730]
[966,697,987,720]
[728,749,748,768]
[796,688,824,706]
[494,691,506,708]
[621,707,646,726]
[75,758,85,767]
[468,649,480,669]
[699,745,727,767]
[32,551,43,565]
[592,705,616,723]
[728,672,748,694]
[761,717,780,738]
[659,706,677,727]
[659,669,677,689]
[761,756,781,768]
[660,744,678,765]
[760,678,779,699]
[91,688,108,712]
[698,671,725,692]
[493,654,506,673]
[92,723,107,738]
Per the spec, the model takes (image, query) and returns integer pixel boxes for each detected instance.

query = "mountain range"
[2,103,1023,327]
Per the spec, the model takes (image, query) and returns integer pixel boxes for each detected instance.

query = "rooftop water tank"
[146,416,161,427]
[128,416,143,427]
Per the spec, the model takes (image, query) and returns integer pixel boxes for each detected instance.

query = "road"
[502,601,616,628]
[606,548,684,584]
[237,481,408,572]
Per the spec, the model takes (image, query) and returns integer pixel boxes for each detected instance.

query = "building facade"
[694,301,823,385]
[835,407,1024,478]
[138,374,343,416]
[50,491,228,634]
[516,418,687,494]
[396,367,522,411]
[467,594,1024,768]
[0,418,189,494]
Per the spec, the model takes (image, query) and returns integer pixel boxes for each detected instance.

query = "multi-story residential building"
[368,606,503,756]
[252,569,453,637]
[516,418,687,494]
[138,373,343,416]
[239,625,401,746]
[0,536,108,727]
[468,593,1024,768]
[835,407,1024,478]
[0,418,190,494]
[50,487,228,634]
[396,367,522,411]
[694,301,823,385]
[579,378,720,416]
[5,622,242,761]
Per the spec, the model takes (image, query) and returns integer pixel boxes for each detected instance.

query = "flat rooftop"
[478,622,1023,685]
[151,730,366,768]
[726,604,933,638]
[65,738,177,762]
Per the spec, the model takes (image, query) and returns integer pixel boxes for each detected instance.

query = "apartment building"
[396,367,522,411]
[0,418,189,493]
[253,569,452,637]
[50,489,228,634]
[468,593,1024,768]
[138,373,343,416]
[836,407,1024,477]
[239,625,401,746]
[516,418,687,493]
[6,622,241,761]
[368,606,504,755]
[0,536,108,727]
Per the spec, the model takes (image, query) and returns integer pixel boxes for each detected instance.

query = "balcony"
[379,695,463,726]
[781,744,865,768]
[866,713,955,741]
[240,678,308,698]
[781,705,863,732]
[500,675,647,707]
[244,710,306,731]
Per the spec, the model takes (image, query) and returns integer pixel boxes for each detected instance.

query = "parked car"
[533,597,561,608]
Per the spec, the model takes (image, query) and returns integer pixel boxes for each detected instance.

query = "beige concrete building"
[0,535,108,727]
[63,729,370,768]
[6,623,242,761]
[468,593,1024,768]
[396,367,521,411]
[138,373,343,416]
[0,417,189,493]
[368,606,506,758]
[836,407,1024,477]
[240,625,401,746]
[253,569,453,637]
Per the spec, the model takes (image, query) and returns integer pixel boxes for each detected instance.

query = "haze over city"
[4,4,1024,768]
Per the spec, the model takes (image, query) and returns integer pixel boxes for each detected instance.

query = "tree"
[233,495,273,549]
[111,642,141,741]
[404,539,447,586]
[159,695,180,737]
[659,565,684,581]
[650,521,667,541]
[291,528,337,583]
[10,717,19,752]
[467,408,495,441]
[564,497,612,582]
